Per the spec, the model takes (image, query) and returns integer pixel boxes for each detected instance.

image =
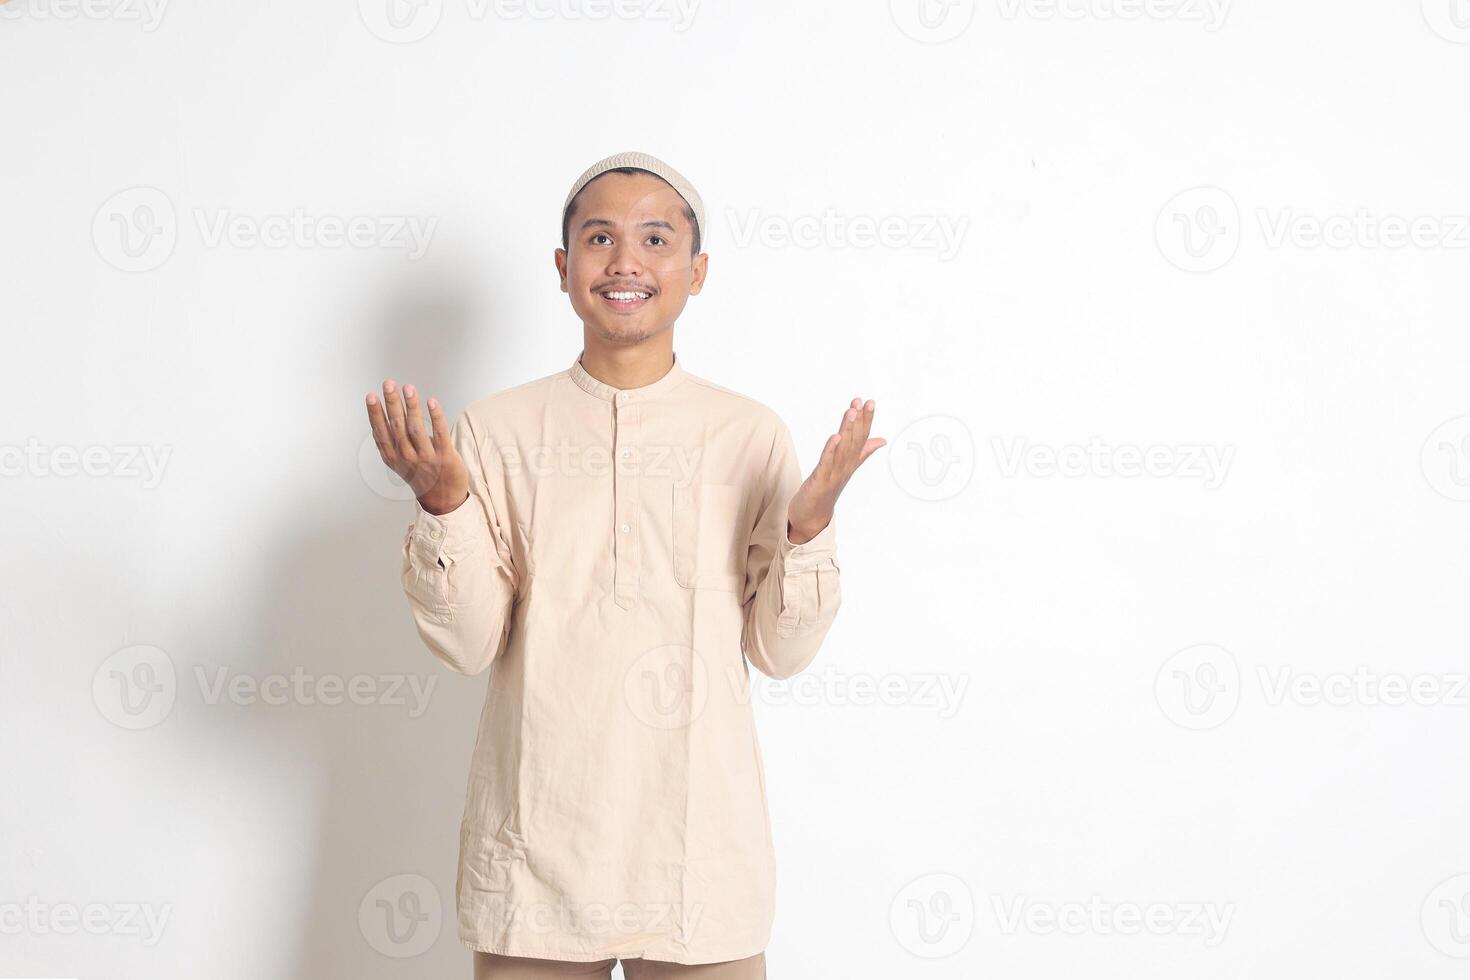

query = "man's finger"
[402,383,433,455]
[846,401,877,471]
[855,436,887,468]
[428,396,452,451]
[382,380,412,456]
[855,399,875,448]
[366,393,396,463]
[835,399,861,468]
[812,430,842,484]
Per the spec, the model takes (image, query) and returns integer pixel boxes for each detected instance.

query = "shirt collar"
[569,350,688,403]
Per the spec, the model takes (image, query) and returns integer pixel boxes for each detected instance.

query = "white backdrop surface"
[4,1,1470,977]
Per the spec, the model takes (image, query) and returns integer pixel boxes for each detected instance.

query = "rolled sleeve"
[741,419,844,680]
[406,492,488,571]
[399,411,517,676]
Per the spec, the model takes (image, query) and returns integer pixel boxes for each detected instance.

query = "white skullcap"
[563,150,705,251]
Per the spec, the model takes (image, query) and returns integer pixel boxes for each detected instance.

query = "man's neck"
[578,339,676,390]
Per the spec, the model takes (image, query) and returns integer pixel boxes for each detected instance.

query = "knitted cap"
[563,150,705,251]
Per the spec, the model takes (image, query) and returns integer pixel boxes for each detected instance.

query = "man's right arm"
[399,410,518,676]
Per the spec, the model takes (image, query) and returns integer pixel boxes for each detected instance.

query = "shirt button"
[430,528,443,540]
[618,392,629,402]
[620,522,631,533]
[620,449,632,459]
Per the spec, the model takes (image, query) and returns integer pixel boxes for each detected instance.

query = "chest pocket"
[672,482,747,593]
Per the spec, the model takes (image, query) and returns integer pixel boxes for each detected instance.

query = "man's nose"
[606,241,644,277]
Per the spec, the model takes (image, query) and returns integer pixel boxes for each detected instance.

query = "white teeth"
[604,291,650,301]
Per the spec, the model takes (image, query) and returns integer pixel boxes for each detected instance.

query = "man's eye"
[647,236,666,246]
[591,233,612,245]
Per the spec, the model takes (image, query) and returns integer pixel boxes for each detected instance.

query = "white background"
[4,0,1470,977]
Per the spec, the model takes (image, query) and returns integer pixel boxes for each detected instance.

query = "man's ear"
[688,252,709,296]
[554,247,568,292]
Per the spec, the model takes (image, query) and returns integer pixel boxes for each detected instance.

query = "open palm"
[787,398,884,543]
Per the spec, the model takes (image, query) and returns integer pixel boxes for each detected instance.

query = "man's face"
[556,172,707,346]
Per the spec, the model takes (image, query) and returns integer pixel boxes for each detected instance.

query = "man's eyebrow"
[578,217,678,233]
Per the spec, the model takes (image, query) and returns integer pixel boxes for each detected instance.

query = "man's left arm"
[741,399,883,680]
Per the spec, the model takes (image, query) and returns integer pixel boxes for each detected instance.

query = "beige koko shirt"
[399,350,842,964]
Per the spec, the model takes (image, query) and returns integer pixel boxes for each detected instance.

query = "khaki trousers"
[474,951,766,979]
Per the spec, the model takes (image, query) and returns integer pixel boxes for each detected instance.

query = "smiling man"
[365,151,883,979]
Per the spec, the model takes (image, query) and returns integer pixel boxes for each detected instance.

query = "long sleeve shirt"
[398,350,842,964]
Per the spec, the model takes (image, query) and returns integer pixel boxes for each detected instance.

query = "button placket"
[613,394,641,609]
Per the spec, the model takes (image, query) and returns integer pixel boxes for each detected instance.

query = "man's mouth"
[597,288,654,313]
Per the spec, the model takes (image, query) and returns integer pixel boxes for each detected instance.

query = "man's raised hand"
[786,398,885,544]
[365,380,469,516]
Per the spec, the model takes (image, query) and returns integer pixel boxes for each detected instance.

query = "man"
[365,151,882,978]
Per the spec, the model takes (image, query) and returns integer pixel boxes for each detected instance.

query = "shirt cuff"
[778,513,837,569]
[408,494,481,566]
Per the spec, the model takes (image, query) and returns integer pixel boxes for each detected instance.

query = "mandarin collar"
[569,350,688,403]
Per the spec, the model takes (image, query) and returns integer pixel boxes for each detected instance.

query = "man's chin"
[591,318,664,345]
